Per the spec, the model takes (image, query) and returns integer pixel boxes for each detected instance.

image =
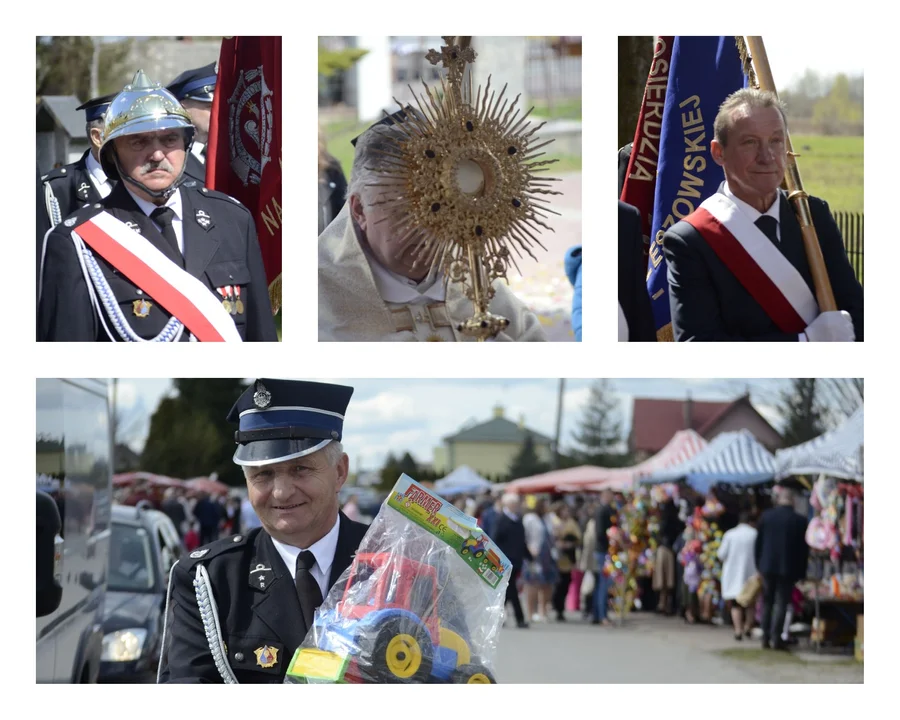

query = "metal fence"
[525,37,582,118]
[834,211,864,285]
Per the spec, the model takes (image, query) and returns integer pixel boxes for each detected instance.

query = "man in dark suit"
[754,487,809,651]
[158,380,370,683]
[492,494,530,629]
[619,200,656,341]
[617,142,632,197]
[38,71,276,342]
[167,62,217,186]
[663,88,863,342]
[40,93,117,228]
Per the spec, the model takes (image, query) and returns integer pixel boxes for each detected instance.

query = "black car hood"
[102,590,161,632]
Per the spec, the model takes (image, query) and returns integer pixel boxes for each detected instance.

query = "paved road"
[506,172,581,342]
[494,610,863,684]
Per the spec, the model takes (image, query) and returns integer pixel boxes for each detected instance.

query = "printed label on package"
[387,474,511,589]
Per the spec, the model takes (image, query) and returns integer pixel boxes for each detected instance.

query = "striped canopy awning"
[775,407,863,482]
[508,429,708,494]
[643,429,776,493]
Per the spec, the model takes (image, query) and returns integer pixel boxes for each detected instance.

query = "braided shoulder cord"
[193,564,239,684]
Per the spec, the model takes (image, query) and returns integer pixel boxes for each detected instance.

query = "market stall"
[434,465,492,496]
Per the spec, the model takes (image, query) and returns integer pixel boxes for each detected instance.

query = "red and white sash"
[685,194,818,333]
[74,212,242,342]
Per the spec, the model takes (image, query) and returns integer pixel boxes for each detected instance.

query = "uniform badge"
[254,646,278,669]
[250,563,273,590]
[196,209,212,230]
[253,381,271,408]
[125,221,142,234]
[190,549,209,559]
[76,182,90,200]
[133,299,152,317]
[64,218,76,228]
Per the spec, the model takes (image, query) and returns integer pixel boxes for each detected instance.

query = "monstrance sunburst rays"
[365,36,562,341]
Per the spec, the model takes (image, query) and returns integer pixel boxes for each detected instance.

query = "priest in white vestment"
[318,124,547,342]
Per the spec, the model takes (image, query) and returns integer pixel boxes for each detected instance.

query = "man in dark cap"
[167,62,217,185]
[38,70,277,342]
[40,92,117,229]
[158,379,370,683]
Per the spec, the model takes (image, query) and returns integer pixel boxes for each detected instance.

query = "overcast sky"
[111,378,860,473]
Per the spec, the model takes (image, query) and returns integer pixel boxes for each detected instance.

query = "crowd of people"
[114,481,261,551]
[452,483,812,651]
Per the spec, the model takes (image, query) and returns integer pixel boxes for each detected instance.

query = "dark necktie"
[150,206,182,261]
[295,551,323,630]
[755,215,779,245]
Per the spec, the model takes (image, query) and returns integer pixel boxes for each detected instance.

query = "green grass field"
[790,134,863,214]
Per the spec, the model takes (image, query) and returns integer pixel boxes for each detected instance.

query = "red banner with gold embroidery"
[206,36,282,310]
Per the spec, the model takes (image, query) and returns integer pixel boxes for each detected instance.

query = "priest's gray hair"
[347,122,406,207]
[714,88,788,147]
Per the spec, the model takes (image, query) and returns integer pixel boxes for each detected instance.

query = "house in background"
[36,95,89,173]
[434,405,553,479]
[630,394,782,462]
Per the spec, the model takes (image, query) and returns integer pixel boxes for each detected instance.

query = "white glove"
[804,310,855,342]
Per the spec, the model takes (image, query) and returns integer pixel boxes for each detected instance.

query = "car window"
[108,523,155,592]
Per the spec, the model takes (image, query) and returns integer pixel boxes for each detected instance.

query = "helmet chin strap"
[114,151,187,202]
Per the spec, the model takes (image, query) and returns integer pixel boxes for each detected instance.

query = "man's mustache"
[138,159,176,175]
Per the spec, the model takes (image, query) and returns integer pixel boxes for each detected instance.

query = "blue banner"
[646,37,746,340]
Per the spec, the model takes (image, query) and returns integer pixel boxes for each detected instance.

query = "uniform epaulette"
[56,202,105,231]
[182,533,252,569]
[193,185,251,212]
[41,165,75,184]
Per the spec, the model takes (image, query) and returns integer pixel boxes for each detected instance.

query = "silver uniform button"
[235,652,244,662]
[94,204,102,208]
[233,535,242,542]
[61,168,67,174]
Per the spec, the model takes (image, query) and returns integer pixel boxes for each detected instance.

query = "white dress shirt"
[126,187,185,254]
[365,249,445,304]
[723,181,781,242]
[191,141,206,164]
[270,515,342,602]
[85,151,113,199]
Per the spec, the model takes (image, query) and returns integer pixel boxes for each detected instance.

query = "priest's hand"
[803,310,855,342]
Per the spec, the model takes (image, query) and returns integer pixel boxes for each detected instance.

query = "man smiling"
[662,88,863,342]
[158,379,369,683]
[38,70,276,342]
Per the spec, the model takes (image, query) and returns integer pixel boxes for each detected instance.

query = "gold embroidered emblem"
[132,299,152,317]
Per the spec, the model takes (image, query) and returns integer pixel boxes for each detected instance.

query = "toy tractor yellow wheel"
[451,662,496,684]
[368,618,433,683]
[474,550,484,559]
[461,546,470,555]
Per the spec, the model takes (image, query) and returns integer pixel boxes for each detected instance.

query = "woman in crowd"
[717,510,759,640]
[523,498,559,622]
[552,502,582,621]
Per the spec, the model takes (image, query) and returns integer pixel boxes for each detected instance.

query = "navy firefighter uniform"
[157,380,369,683]
[37,70,276,342]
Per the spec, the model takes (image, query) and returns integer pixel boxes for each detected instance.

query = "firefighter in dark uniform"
[157,379,370,683]
[38,70,277,342]
[40,93,117,229]
[167,62,217,186]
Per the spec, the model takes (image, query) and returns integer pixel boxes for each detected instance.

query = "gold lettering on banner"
[628,37,672,185]
[648,92,712,270]
[260,196,282,236]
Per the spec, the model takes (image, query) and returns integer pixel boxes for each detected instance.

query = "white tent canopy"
[643,430,776,493]
[775,407,864,482]
[434,465,492,495]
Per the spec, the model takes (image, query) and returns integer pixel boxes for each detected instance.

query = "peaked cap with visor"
[228,379,354,467]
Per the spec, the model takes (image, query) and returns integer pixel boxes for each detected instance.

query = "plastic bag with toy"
[284,475,512,684]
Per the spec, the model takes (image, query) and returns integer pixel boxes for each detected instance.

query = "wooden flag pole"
[744,36,837,311]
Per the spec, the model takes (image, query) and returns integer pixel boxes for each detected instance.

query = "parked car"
[99,505,183,682]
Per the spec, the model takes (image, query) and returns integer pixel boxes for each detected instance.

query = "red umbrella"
[185,477,231,496]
